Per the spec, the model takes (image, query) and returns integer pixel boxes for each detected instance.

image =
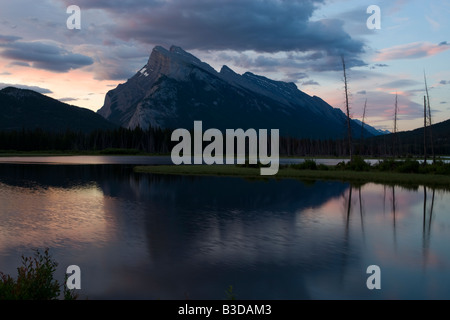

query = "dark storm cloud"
[58,0,365,69]
[0,39,93,72]
[0,34,21,43]
[60,0,164,10]
[8,61,31,67]
[216,50,366,75]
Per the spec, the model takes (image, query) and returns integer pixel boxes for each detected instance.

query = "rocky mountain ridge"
[98,45,374,139]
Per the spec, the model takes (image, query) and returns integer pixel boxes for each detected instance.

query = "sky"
[0,0,449,131]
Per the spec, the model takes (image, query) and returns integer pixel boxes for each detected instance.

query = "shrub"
[335,161,347,170]
[396,159,420,174]
[421,160,450,175]
[346,156,371,171]
[291,159,317,170]
[0,248,78,300]
[374,159,397,172]
[434,162,450,175]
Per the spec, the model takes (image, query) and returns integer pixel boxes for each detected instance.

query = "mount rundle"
[98,45,370,139]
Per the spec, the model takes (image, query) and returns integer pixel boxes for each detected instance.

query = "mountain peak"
[149,45,200,65]
[145,45,216,80]
[169,45,202,64]
[169,45,187,54]
[97,45,373,139]
[220,65,236,75]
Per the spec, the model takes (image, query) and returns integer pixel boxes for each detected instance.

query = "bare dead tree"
[392,93,398,158]
[424,95,428,165]
[342,56,353,161]
[360,98,367,155]
[424,72,435,163]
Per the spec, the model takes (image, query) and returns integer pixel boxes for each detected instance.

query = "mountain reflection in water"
[0,164,449,300]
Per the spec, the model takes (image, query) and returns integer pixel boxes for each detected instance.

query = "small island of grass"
[134,157,450,189]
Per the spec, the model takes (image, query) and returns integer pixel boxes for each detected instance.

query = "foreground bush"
[0,248,77,300]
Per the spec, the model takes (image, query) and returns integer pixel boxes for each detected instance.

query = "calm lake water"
[0,157,449,300]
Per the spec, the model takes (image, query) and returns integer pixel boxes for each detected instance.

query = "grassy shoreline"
[134,164,450,189]
[1,150,449,188]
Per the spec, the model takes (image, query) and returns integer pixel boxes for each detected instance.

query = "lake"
[0,156,449,300]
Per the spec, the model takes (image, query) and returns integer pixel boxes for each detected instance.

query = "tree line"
[0,127,173,154]
[1,125,449,157]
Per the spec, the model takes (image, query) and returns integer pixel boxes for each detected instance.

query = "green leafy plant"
[0,248,78,300]
[225,285,237,300]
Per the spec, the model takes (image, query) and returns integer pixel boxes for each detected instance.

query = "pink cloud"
[375,42,450,61]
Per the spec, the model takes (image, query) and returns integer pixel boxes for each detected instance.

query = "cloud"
[58,97,78,102]
[378,79,421,89]
[213,50,366,76]
[375,42,450,61]
[8,61,31,67]
[0,34,21,44]
[57,0,365,70]
[0,38,93,72]
[282,72,309,83]
[370,63,389,69]
[386,0,410,15]
[93,63,137,81]
[0,83,53,94]
[59,0,163,11]
[75,42,149,80]
[302,80,320,86]
[426,15,440,31]
[357,90,367,95]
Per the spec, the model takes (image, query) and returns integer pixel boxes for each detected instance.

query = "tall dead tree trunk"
[424,72,435,163]
[392,93,398,158]
[424,95,428,165]
[360,99,367,155]
[342,56,353,161]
